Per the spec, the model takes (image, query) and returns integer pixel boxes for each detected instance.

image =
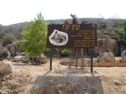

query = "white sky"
[0,0,126,25]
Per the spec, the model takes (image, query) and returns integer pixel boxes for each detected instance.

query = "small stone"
[114,80,121,86]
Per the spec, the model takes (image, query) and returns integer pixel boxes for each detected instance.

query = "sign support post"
[90,48,93,73]
[50,48,53,71]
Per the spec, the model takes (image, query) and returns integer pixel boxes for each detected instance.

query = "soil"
[0,58,126,94]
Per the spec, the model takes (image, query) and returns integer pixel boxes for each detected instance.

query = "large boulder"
[98,52,115,63]
[0,46,10,61]
[0,60,12,76]
[30,76,103,94]
[97,36,118,55]
[5,43,18,57]
[121,50,126,63]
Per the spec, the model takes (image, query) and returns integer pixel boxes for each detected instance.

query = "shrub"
[114,21,126,40]
[61,48,71,57]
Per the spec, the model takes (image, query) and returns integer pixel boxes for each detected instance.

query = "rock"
[60,58,89,68]
[0,46,10,61]
[16,52,26,56]
[5,43,18,57]
[30,76,103,94]
[98,52,115,62]
[13,56,24,61]
[39,54,48,64]
[0,60,12,76]
[13,55,30,63]
[31,54,48,65]
[113,80,121,86]
[121,50,126,63]
[60,58,73,65]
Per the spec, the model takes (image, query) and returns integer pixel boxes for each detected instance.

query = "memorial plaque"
[47,24,97,48]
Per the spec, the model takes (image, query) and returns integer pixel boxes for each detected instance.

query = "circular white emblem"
[49,29,68,46]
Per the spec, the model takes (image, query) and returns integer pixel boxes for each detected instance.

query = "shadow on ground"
[30,70,104,94]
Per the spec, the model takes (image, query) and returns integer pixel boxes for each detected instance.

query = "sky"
[0,0,126,25]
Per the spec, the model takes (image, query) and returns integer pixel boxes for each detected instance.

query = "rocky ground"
[0,58,126,94]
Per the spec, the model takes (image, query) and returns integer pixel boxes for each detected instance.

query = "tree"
[20,13,47,58]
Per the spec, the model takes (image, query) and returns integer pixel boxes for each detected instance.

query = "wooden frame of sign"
[47,24,97,72]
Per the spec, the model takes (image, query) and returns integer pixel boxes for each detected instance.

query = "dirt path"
[0,58,126,94]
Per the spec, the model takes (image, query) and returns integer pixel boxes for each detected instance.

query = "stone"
[60,58,73,65]
[0,60,12,76]
[113,80,121,86]
[121,50,126,63]
[30,76,104,94]
[13,55,30,63]
[60,58,90,68]
[98,52,115,62]
[16,52,26,56]
[31,54,48,65]
[38,54,48,64]
[0,46,10,61]
[13,56,24,61]
[5,43,18,57]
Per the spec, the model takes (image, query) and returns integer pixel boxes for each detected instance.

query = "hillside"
[0,18,126,43]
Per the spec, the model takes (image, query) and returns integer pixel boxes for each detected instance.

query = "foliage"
[115,21,126,40]
[2,33,15,46]
[60,48,71,57]
[20,13,47,57]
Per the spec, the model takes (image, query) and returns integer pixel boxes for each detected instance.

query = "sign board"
[47,24,97,48]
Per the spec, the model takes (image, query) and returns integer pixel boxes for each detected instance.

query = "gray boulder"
[0,60,12,76]
[13,55,30,63]
[5,43,18,57]
[30,76,103,94]
[98,52,115,63]
[121,50,126,63]
[0,46,10,61]
[37,54,48,64]
[31,54,48,65]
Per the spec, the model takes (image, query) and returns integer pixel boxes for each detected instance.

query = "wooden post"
[50,48,53,71]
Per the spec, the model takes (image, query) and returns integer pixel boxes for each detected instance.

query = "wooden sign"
[47,24,97,48]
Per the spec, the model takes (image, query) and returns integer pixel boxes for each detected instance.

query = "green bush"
[61,49,71,57]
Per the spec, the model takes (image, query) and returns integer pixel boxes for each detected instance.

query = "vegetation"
[2,33,15,46]
[115,21,126,40]
[19,13,47,58]
[60,48,71,57]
